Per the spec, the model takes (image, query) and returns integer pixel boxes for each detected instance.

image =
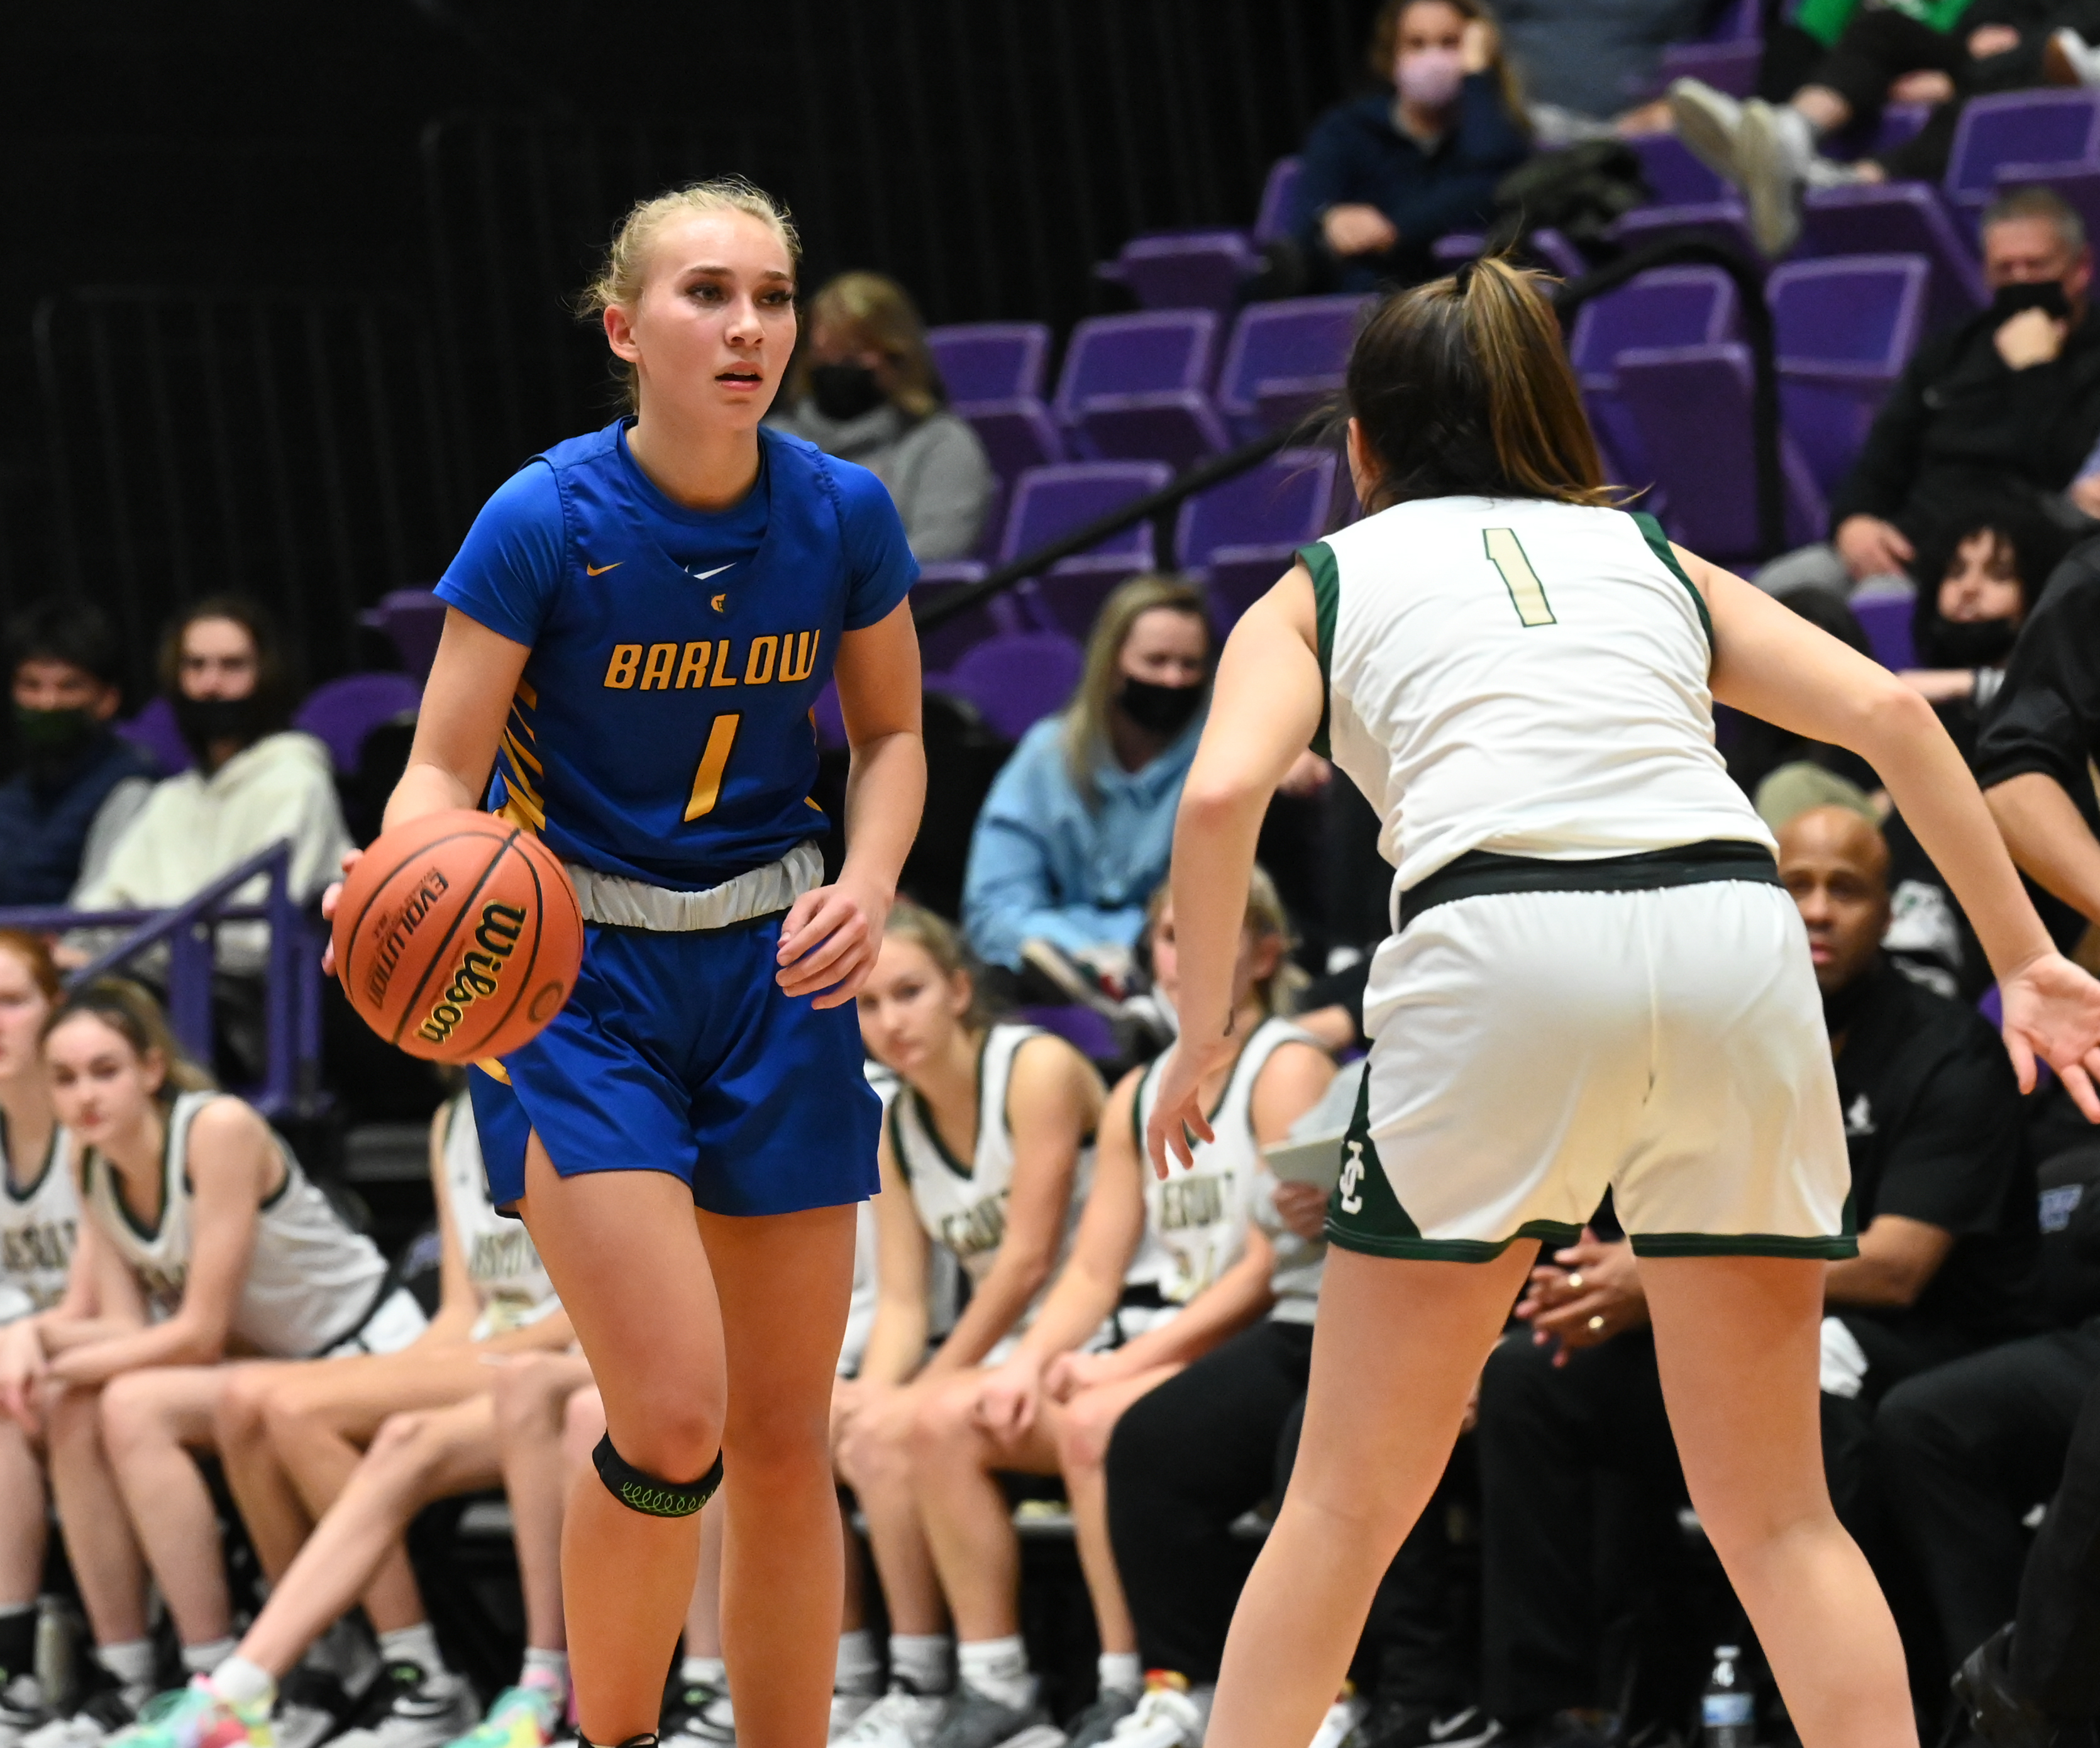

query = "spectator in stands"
[905,877,1331,1748]
[834,904,1103,1748]
[961,575,1212,1004]
[138,1090,576,1748]
[1294,0,1531,294]
[1468,805,2035,1745]
[1496,0,1711,141]
[1751,188,2100,599]
[1671,8,2071,257]
[0,604,155,908]
[773,272,994,562]
[5,982,421,1747]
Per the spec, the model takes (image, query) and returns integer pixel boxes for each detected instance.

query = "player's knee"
[365,1408,441,1473]
[606,1397,722,1485]
[1053,1395,1120,1475]
[592,1431,722,1518]
[96,1377,162,1462]
[491,1355,561,1435]
[214,1369,275,1451]
[905,1384,976,1466]
[721,1395,827,1488]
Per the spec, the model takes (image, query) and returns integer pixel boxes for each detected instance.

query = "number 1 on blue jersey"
[685,714,743,820]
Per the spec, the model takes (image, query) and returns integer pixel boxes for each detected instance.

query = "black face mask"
[1991,279,2071,323]
[1930,616,2020,668]
[1116,677,1205,738]
[809,362,887,423]
[173,694,262,763]
[13,704,99,775]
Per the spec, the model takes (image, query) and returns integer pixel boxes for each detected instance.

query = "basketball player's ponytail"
[1344,253,1618,514]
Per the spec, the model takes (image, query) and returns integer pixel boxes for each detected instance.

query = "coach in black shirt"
[1467,805,2034,1738]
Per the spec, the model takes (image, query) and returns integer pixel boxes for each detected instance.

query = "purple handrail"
[0,839,324,1118]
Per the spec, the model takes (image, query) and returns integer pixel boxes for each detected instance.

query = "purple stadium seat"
[1434,233,1484,264]
[1015,1003,1119,1061]
[1631,133,1729,207]
[1996,160,2100,250]
[1098,231,1263,314]
[1177,448,1338,632]
[1768,253,1930,495]
[292,672,422,774]
[1608,201,1762,265]
[1872,102,1933,159]
[359,587,448,683]
[1253,158,1303,248]
[1657,0,1762,97]
[1945,91,2100,217]
[1851,592,1918,671]
[1002,462,1172,639]
[1055,311,1230,472]
[1525,228,1591,279]
[1613,343,1829,565]
[118,695,189,775]
[1216,296,1374,441]
[1569,267,1739,499]
[928,324,1052,402]
[1799,182,1984,333]
[934,633,1085,743]
[954,397,1067,491]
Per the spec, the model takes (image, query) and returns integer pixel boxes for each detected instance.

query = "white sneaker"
[1307,1695,1367,1748]
[19,1690,146,1748]
[329,1668,476,1748]
[1668,78,1745,182]
[2052,26,2100,87]
[829,1696,880,1744]
[1737,99,1804,258]
[1106,1686,1204,1748]
[834,1689,947,1748]
[0,1676,51,1748]
[270,1708,334,1748]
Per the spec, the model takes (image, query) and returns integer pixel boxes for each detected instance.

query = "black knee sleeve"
[592,1434,722,1518]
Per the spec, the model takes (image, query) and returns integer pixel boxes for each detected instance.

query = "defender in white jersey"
[1147,259,2100,1748]
[905,877,1332,1748]
[834,905,1103,1748]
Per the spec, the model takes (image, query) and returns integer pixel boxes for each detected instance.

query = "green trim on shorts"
[1629,1232,1860,1259]
[1299,539,1339,758]
[1628,509,1714,656]
[1327,1218,1585,1263]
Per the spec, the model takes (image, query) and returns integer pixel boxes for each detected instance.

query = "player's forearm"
[838,729,926,899]
[1987,773,2100,926]
[1012,1260,1128,1366]
[1115,1254,1273,1372]
[52,1317,225,1382]
[1168,780,1270,1044]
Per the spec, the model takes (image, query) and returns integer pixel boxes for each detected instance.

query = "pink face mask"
[1396,45,1465,109]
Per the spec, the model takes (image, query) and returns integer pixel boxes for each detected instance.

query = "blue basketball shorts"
[467,914,881,1217]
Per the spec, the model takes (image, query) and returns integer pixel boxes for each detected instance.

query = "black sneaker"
[927,1686,1057,1748]
[1954,1628,2058,1748]
[1358,1703,1498,1748]
[331,1665,477,1748]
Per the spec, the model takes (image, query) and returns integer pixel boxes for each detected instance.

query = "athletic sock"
[376,1625,450,1683]
[836,1630,882,1697]
[888,1635,952,1698]
[1775,102,1819,173]
[209,1657,277,1712]
[678,1656,726,1690]
[96,1640,156,1693]
[0,1607,34,1684]
[520,1648,568,1696]
[182,1640,237,1679]
[1098,1653,1143,1700]
[956,1639,1032,1711]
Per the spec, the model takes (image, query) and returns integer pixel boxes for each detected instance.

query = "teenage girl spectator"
[835,904,1104,1748]
[0,604,156,907]
[1293,0,1530,294]
[772,272,994,562]
[1,982,419,1745]
[124,1090,576,1748]
[906,876,1332,1748]
[961,576,1212,997]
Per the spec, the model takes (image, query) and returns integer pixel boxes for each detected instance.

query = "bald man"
[1464,807,2038,1733]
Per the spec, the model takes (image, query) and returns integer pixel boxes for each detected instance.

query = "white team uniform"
[438,1094,560,1341]
[84,1091,427,1356]
[890,1024,1092,1352]
[0,1118,77,1325]
[1125,1018,1319,1333]
[1312,497,1851,1259]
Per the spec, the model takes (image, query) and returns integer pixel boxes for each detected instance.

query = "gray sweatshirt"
[773,401,995,562]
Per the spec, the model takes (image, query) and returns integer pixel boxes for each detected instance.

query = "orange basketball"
[334,809,585,1064]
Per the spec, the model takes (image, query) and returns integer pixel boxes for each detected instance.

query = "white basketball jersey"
[891,1025,1091,1308]
[0,1117,77,1323]
[439,1094,558,1340]
[85,1091,392,1357]
[1313,498,1772,902]
[1129,1018,1318,1305]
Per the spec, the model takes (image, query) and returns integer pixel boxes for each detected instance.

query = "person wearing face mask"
[0,604,157,909]
[772,272,993,563]
[1293,0,1530,296]
[961,575,1213,1005]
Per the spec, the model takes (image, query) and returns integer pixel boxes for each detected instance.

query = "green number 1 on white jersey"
[1483,528,1556,627]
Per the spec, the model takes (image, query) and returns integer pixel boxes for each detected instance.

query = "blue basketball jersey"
[436,421,916,890]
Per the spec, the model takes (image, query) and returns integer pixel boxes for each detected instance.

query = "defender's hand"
[1146,1034,1235,1178]
[1999,951,2100,1119]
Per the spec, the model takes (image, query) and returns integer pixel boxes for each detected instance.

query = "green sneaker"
[442,1687,561,1748]
[107,1683,272,1748]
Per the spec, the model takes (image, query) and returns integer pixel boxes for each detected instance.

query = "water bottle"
[1701,1645,1755,1748]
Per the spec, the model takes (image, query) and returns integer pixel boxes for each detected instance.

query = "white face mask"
[1395,45,1464,109]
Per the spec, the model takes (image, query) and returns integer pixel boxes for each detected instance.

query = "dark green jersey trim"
[1325,1217,1583,1263]
[1298,541,1340,759]
[1628,1232,1860,1260]
[1628,510,1714,655]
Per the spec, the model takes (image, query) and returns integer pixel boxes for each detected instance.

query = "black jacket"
[1826,303,2100,536]
[1977,536,2100,834]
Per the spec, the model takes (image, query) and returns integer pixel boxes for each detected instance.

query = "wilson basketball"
[334,810,585,1064]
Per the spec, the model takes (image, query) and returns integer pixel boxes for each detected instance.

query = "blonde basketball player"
[1146,257,2100,1748]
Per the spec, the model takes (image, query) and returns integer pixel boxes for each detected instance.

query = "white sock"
[888,1635,952,1697]
[182,1639,237,1678]
[375,1625,450,1681]
[956,1638,1032,1710]
[209,1657,276,1712]
[96,1640,156,1693]
[836,1630,882,1697]
[680,1656,726,1690]
[1098,1653,1144,1699]
[520,1648,568,1695]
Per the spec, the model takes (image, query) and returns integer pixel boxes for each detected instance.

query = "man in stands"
[0,604,156,907]
[1467,805,2036,1747]
[69,597,348,1076]
[1758,187,2100,598]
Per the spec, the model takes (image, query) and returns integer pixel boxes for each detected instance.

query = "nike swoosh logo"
[1430,1711,1484,1742]
[586,561,621,576]
[692,563,734,581]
